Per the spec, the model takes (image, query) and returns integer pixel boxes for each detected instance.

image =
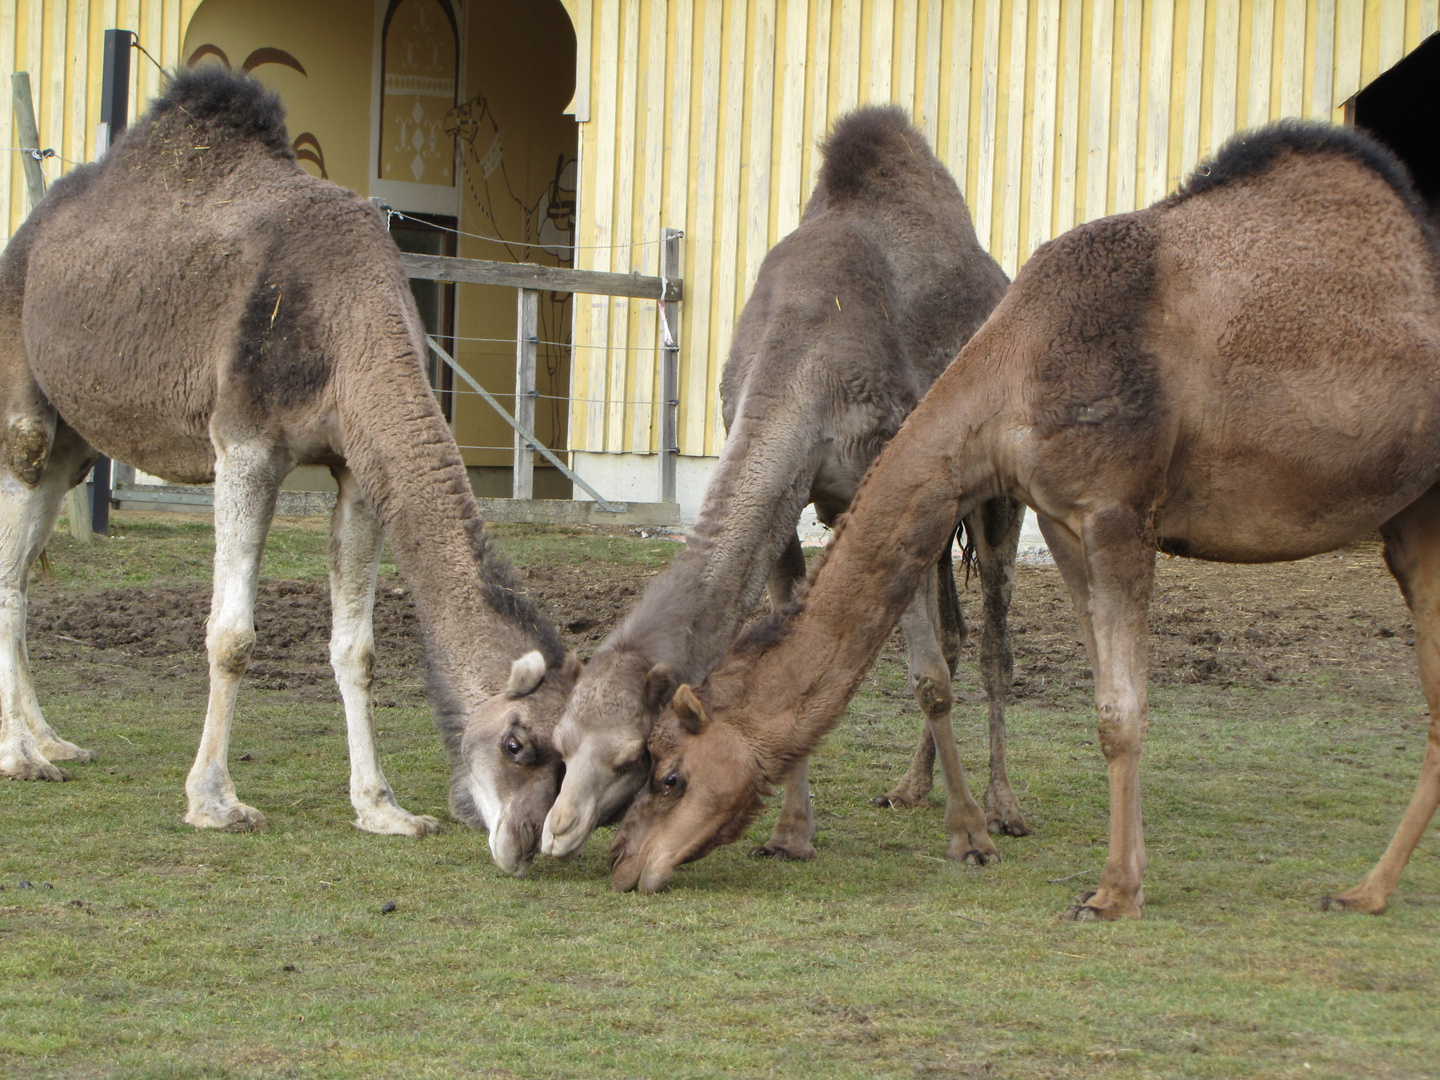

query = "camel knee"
[913,671,953,718]
[331,641,376,692]
[5,416,50,487]
[208,627,255,677]
[1096,700,1146,760]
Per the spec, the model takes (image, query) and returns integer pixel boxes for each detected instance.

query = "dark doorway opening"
[389,214,457,422]
[1354,33,1440,216]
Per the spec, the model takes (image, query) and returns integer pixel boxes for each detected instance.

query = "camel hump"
[140,66,292,159]
[816,105,951,202]
[1171,119,1423,222]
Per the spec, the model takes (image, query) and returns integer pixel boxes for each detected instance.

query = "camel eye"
[660,771,681,794]
[504,736,524,757]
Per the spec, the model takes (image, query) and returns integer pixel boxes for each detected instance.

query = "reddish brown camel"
[609,121,1440,918]
[0,69,578,874]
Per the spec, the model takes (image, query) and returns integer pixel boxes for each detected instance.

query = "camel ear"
[642,662,678,713]
[670,684,710,736]
[560,650,583,686]
[506,650,547,697]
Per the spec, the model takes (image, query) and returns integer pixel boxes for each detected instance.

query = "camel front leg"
[902,565,997,864]
[329,467,438,836]
[1324,486,1440,914]
[0,422,94,780]
[1063,507,1154,921]
[970,497,1028,836]
[183,443,281,832]
[751,757,817,860]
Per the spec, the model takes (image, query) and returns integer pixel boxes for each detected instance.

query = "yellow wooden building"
[0,0,1435,516]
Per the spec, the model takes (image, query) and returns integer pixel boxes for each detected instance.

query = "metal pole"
[657,227,682,505]
[512,288,539,499]
[89,28,135,534]
[11,73,92,544]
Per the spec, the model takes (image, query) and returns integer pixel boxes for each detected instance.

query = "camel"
[0,68,579,875]
[610,120,1440,918]
[539,107,1025,865]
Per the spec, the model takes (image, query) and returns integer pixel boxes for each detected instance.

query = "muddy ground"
[23,534,1420,719]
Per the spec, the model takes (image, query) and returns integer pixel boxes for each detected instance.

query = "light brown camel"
[540,107,1025,864]
[610,121,1440,917]
[0,68,578,875]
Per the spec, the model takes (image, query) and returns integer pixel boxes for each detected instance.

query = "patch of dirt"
[24,540,1418,714]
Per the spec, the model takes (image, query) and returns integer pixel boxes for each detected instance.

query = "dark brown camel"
[0,69,577,874]
[540,107,1025,865]
[610,121,1440,918]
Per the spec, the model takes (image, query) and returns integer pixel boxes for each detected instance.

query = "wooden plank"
[1084,0,1114,222]
[710,2,748,455]
[744,0,777,295]
[401,255,679,300]
[145,0,162,102]
[631,0,668,454]
[776,0,808,238]
[164,0,181,67]
[1249,0,1275,127]
[922,0,941,141]
[0,3,16,236]
[837,0,861,113]
[805,0,833,194]
[1056,0,1081,232]
[70,0,91,168]
[1423,0,1439,41]
[1144,0,1173,203]
[665,0,693,280]
[1000,0,1028,274]
[944,0,974,193]
[870,0,894,102]
[898,0,918,115]
[570,0,592,120]
[1212,0,1240,147]
[1280,0,1306,117]
[681,0,723,456]
[513,289,539,499]
[47,1,66,168]
[1332,0,1362,106]
[606,0,641,453]
[975,0,1001,248]
[1028,0,1059,257]
[1312,0,1335,117]
[1180,0,1205,175]
[1378,0,1404,71]
[26,0,43,152]
[585,0,621,451]
[1114,0,1140,213]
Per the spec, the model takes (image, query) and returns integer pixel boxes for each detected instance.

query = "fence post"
[657,227,682,505]
[12,73,92,545]
[512,288,539,500]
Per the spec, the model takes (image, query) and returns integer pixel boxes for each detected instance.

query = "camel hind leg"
[1324,486,1440,914]
[970,497,1028,836]
[329,467,438,836]
[0,419,97,780]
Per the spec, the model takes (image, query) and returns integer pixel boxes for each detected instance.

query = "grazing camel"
[540,107,1024,864]
[610,121,1440,917]
[0,68,578,875]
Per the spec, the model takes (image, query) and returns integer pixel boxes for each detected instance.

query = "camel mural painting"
[0,68,576,876]
[610,122,1440,920]
[541,108,1028,867]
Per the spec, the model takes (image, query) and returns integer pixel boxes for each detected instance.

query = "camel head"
[608,684,772,893]
[540,648,678,858]
[450,648,583,875]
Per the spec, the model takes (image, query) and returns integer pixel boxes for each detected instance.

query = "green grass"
[3,515,1437,1079]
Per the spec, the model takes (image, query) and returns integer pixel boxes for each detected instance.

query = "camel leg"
[902,564,998,863]
[1060,508,1154,921]
[1323,487,1440,914]
[971,498,1028,836]
[183,443,283,832]
[0,421,95,780]
[329,467,439,836]
[752,532,818,860]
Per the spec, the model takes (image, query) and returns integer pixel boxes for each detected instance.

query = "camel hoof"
[1063,890,1141,921]
[984,791,1030,836]
[946,838,1000,865]
[749,842,816,861]
[355,811,441,837]
[1320,892,1387,916]
[872,790,926,809]
[39,739,95,764]
[2,757,68,781]
[186,803,268,833]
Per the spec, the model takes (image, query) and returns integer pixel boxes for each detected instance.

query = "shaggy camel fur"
[541,107,1024,863]
[610,121,1440,916]
[0,69,578,874]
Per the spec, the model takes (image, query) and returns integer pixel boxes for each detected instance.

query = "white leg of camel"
[899,566,999,863]
[183,442,280,831]
[0,427,92,780]
[329,467,439,836]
